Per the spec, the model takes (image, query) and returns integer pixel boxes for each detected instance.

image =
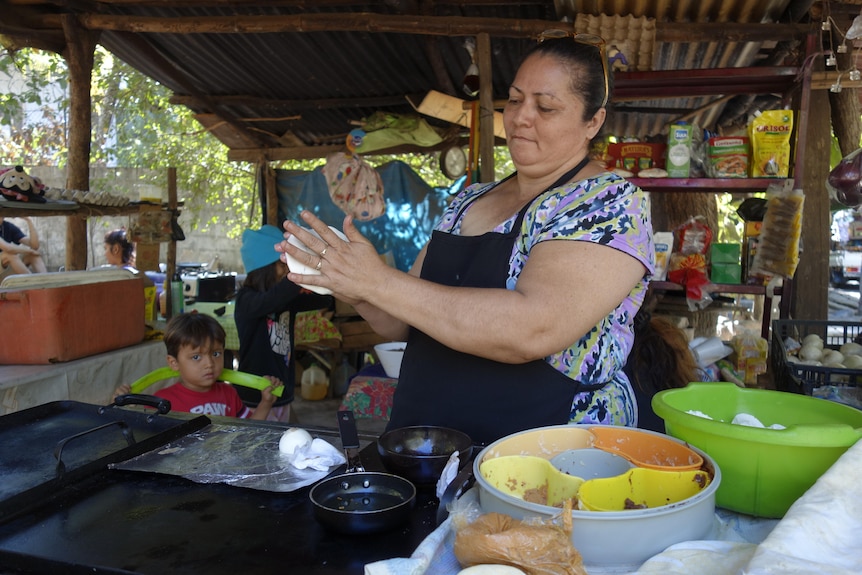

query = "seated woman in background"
[624,307,700,433]
[0,216,47,280]
[104,228,137,272]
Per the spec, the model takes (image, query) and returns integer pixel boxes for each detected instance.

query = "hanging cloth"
[322,129,385,221]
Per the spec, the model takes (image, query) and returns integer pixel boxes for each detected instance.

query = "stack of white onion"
[787,334,862,369]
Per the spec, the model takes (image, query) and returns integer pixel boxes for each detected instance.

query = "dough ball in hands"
[453,500,587,575]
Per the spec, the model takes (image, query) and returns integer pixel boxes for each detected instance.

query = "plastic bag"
[667,216,714,311]
[451,498,587,575]
[750,182,803,279]
[826,147,862,208]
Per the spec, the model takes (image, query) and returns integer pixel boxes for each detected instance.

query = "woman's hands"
[276,211,387,305]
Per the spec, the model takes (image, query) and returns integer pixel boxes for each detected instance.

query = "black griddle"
[0,402,441,574]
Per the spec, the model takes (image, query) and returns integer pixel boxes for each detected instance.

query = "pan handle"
[436,453,476,526]
[54,421,135,477]
[100,394,172,422]
[337,410,365,473]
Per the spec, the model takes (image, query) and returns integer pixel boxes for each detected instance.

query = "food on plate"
[279,427,313,455]
[457,565,527,575]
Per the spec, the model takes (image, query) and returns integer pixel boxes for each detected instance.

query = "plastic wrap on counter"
[111,424,339,492]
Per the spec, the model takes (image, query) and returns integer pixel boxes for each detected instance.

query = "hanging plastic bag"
[667,216,714,311]
[750,182,804,279]
[322,129,385,221]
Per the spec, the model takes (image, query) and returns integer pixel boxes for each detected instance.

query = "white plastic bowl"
[374,341,406,379]
[473,424,721,569]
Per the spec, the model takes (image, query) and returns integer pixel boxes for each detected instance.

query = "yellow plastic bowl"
[478,455,584,508]
[578,467,711,512]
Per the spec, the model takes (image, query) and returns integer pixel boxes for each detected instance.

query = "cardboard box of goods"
[710,262,742,284]
[666,123,694,177]
[607,142,666,175]
[710,243,741,264]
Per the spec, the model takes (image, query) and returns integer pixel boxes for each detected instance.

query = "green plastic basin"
[653,382,862,518]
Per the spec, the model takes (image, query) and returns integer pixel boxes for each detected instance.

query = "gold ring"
[320,247,328,257]
[315,258,323,271]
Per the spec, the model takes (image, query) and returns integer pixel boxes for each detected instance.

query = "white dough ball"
[279,427,313,455]
[802,334,824,349]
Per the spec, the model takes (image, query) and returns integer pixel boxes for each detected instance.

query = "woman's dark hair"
[241,260,281,293]
[526,35,614,120]
[164,312,226,358]
[105,228,135,265]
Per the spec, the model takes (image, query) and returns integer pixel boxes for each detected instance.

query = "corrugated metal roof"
[1,0,834,159]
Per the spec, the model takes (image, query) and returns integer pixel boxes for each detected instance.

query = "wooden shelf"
[629,178,781,193]
[0,202,172,219]
[651,281,782,296]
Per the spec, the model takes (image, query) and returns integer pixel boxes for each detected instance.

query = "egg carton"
[772,319,862,394]
[43,186,130,206]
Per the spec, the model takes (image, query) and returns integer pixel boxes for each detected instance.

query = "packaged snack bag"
[749,110,794,178]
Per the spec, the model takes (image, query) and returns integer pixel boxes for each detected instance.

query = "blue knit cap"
[241,225,284,273]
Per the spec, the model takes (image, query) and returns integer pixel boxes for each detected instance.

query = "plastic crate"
[771,319,862,395]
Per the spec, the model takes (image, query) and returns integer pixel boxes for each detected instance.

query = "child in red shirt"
[115,313,277,420]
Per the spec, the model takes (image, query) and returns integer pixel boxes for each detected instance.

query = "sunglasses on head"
[537,29,609,109]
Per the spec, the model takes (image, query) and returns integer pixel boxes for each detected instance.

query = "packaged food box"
[710,262,742,284]
[666,123,694,177]
[607,142,666,175]
[653,231,674,281]
[710,243,741,264]
[707,136,749,178]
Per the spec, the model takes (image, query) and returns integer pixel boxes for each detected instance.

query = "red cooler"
[0,269,145,364]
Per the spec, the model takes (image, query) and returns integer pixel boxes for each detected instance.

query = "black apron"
[386,157,598,445]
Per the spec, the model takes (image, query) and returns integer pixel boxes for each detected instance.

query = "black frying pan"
[309,411,416,535]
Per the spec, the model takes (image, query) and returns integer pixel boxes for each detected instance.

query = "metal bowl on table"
[377,425,473,485]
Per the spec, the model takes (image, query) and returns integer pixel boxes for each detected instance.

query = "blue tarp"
[274,161,460,271]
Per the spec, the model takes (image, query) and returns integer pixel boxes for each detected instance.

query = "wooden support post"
[477,32,495,183]
[166,167,180,317]
[61,14,98,270]
[265,162,278,226]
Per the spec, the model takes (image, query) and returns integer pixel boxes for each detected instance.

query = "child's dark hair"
[241,260,281,292]
[105,228,135,265]
[164,312,226,357]
[626,311,700,394]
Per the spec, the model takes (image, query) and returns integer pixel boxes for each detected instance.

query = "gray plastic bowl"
[473,425,721,569]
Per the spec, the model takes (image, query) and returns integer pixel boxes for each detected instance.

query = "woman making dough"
[278,31,655,444]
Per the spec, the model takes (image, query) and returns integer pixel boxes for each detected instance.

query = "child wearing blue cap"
[235,224,334,421]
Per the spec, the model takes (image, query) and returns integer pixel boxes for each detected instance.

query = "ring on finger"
[315,258,323,271]
[320,247,328,257]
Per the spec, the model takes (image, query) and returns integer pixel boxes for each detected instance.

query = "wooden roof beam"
[169,93,415,110]
[25,14,809,44]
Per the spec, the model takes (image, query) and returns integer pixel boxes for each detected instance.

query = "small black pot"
[377,426,473,485]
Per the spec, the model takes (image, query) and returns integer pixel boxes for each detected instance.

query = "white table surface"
[0,340,166,414]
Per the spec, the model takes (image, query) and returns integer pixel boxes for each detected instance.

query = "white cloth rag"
[291,437,347,471]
